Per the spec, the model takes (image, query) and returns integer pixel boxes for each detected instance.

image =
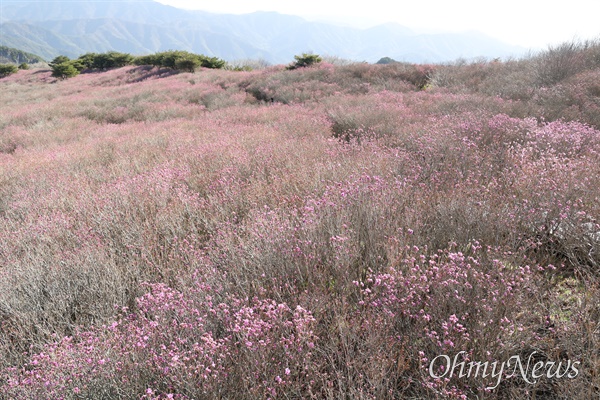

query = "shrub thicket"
[174,55,201,73]
[50,62,80,79]
[133,53,163,68]
[48,56,81,79]
[76,51,134,70]
[225,58,271,71]
[427,38,600,128]
[1,39,599,399]
[47,50,226,78]
[0,63,18,77]
[532,40,599,87]
[134,50,226,72]
[48,55,70,68]
[286,53,323,70]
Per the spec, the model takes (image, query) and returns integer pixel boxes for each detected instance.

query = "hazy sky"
[155,0,599,49]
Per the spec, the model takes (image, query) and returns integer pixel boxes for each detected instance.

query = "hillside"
[0,0,527,63]
[0,45,45,64]
[0,41,599,399]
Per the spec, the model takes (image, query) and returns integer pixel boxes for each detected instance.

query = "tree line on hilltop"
[47,50,228,79]
[1,49,326,79]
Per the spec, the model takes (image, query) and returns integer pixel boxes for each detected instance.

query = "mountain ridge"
[0,1,527,63]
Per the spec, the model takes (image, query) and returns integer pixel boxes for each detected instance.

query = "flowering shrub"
[3,278,318,399]
[1,42,599,398]
[356,244,539,398]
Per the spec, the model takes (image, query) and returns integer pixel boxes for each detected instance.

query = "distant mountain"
[0,0,526,63]
[0,0,190,24]
[0,22,83,60]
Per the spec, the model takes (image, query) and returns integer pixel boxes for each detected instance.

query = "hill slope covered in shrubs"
[0,41,599,399]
